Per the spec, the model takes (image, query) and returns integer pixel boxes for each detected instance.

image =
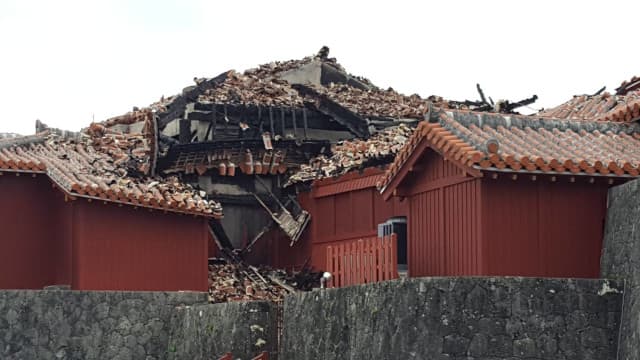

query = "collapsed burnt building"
[101,47,539,262]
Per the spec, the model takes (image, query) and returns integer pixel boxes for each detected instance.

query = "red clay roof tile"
[0,128,222,218]
[539,76,640,123]
[379,109,640,194]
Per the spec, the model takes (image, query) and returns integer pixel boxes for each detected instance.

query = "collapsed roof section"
[539,76,640,122]
[101,47,539,183]
[0,122,222,217]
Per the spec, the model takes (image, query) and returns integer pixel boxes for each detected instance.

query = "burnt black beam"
[208,219,234,249]
[179,119,191,143]
[166,138,331,154]
[501,95,538,113]
[157,71,229,129]
[292,84,370,138]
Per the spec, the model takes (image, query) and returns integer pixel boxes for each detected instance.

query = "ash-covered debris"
[208,260,321,303]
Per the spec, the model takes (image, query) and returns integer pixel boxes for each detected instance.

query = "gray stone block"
[281,277,623,360]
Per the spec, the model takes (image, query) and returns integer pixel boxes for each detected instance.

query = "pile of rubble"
[208,261,320,303]
[313,82,433,119]
[199,70,305,107]
[244,56,315,79]
[24,122,223,217]
[286,124,414,185]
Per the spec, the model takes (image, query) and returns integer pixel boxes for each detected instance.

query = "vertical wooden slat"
[352,240,357,286]
[357,239,364,284]
[384,235,392,280]
[338,243,344,287]
[391,234,398,279]
[326,245,333,288]
[376,238,383,282]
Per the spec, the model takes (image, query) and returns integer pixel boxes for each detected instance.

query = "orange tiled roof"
[379,109,640,193]
[538,76,640,122]
[0,127,222,218]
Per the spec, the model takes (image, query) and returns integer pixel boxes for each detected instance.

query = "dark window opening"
[378,217,407,273]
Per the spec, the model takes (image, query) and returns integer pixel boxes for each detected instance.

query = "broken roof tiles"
[0,128,222,218]
[287,124,413,185]
[539,76,640,123]
[199,70,305,107]
[379,109,640,193]
[208,262,319,303]
[310,83,433,119]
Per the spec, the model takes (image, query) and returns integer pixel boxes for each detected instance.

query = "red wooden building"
[275,108,640,279]
[0,131,221,291]
[376,109,640,278]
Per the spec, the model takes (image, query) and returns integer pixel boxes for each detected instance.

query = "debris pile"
[313,83,433,119]
[208,261,320,303]
[539,92,640,122]
[244,56,315,78]
[539,76,640,122]
[1,120,222,217]
[286,124,414,184]
[199,70,305,107]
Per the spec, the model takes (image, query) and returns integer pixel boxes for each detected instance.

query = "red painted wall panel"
[403,150,483,278]
[268,172,407,271]
[0,174,70,289]
[408,179,482,277]
[72,201,208,291]
[334,193,353,235]
[482,177,608,278]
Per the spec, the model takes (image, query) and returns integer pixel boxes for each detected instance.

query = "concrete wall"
[0,290,206,360]
[282,277,623,360]
[601,178,640,360]
[168,301,278,360]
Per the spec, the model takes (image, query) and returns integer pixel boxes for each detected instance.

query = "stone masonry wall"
[282,277,623,360]
[601,178,640,360]
[0,290,206,360]
[167,301,278,360]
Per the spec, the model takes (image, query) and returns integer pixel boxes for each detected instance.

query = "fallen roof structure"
[77,46,540,254]
[0,121,222,217]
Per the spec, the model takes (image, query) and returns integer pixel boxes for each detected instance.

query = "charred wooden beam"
[179,119,191,143]
[500,95,539,113]
[592,86,606,96]
[292,84,370,138]
[208,218,234,250]
[157,71,230,129]
[476,83,489,105]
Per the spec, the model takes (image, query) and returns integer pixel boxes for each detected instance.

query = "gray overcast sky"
[1,0,638,135]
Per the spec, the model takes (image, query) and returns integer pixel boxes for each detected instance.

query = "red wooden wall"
[263,169,407,271]
[0,174,70,289]
[0,173,208,291]
[72,201,208,291]
[482,177,609,278]
[402,150,483,277]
